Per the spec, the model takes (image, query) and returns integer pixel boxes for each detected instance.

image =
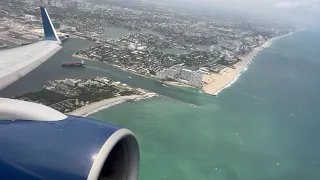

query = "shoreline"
[72,53,193,88]
[68,93,157,117]
[202,30,303,96]
[73,29,304,94]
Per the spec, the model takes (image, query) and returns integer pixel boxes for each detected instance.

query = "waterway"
[89,28,320,180]
[1,28,320,180]
[0,38,201,105]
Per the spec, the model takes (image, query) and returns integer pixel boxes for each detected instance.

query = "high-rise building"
[164,69,179,78]
[156,71,166,79]
[156,66,203,87]
[180,69,193,80]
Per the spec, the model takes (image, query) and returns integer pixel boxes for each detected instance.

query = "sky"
[175,0,320,12]
[157,0,320,25]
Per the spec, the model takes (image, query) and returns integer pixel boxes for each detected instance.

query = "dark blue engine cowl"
[0,115,140,180]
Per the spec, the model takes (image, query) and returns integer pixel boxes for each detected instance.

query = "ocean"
[89,28,320,180]
[1,27,320,180]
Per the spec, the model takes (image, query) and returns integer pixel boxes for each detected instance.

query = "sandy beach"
[202,30,301,96]
[202,44,262,96]
[72,30,303,96]
[69,93,157,117]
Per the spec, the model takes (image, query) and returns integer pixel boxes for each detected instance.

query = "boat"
[62,60,86,67]
[0,44,7,49]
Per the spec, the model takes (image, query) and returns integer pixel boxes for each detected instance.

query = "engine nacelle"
[0,114,139,180]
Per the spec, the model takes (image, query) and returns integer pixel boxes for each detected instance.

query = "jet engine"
[0,98,140,180]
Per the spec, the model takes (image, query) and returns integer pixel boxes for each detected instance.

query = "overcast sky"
[176,0,320,12]
[164,0,320,24]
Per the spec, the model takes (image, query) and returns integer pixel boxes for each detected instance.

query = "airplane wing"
[0,7,62,90]
[0,7,140,180]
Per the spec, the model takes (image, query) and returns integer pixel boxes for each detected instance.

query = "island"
[14,77,156,116]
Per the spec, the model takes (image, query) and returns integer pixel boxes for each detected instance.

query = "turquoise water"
[1,28,319,180]
[89,28,320,180]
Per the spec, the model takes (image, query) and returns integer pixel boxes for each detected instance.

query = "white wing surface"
[0,7,62,90]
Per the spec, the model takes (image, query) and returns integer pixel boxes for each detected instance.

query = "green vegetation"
[14,89,68,106]
[14,78,137,113]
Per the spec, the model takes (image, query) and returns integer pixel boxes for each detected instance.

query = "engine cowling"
[0,115,140,180]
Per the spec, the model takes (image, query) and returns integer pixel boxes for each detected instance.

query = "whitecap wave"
[212,29,305,96]
[214,40,272,96]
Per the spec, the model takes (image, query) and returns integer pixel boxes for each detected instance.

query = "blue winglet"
[40,7,61,43]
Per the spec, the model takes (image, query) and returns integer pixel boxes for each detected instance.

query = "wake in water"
[86,65,111,72]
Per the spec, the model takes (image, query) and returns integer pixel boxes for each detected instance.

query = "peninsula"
[14,77,156,116]
[0,0,302,95]
[73,32,291,95]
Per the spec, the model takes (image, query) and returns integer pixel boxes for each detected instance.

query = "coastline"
[202,44,262,96]
[72,53,193,88]
[73,29,304,95]
[69,92,157,117]
[202,30,302,96]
